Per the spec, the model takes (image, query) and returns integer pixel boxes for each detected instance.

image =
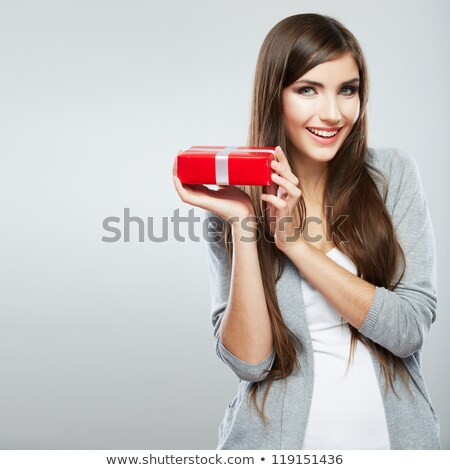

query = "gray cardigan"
[204,147,440,449]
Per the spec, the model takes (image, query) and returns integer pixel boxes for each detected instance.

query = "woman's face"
[281,52,361,164]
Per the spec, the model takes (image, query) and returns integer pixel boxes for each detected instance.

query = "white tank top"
[300,247,391,450]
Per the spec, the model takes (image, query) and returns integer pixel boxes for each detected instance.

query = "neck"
[290,152,328,207]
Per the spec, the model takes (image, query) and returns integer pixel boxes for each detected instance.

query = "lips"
[306,126,342,144]
[306,127,342,138]
[307,127,342,132]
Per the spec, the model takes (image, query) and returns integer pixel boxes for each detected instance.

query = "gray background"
[0,0,448,450]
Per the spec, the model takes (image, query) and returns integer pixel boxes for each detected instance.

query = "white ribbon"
[188,146,275,185]
[215,146,237,185]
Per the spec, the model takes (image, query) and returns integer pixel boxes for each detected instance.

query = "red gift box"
[177,145,276,186]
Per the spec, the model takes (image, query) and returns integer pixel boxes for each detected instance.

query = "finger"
[179,181,212,198]
[271,159,299,186]
[173,150,183,177]
[274,145,288,165]
[260,193,287,210]
[172,158,177,177]
[173,172,189,198]
[271,173,302,200]
[263,183,278,231]
[172,150,184,176]
[174,180,223,211]
[260,194,278,237]
[265,181,277,197]
[277,186,287,199]
[275,146,299,184]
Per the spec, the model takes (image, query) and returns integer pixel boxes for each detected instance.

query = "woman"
[172,13,440,449]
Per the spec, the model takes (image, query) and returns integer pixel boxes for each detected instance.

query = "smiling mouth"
[306,127,343,138]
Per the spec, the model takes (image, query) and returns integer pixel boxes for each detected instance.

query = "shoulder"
[365,147,423,206]
[365,146,419,178]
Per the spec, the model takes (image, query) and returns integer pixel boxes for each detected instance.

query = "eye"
[341,86,358,96]
[296,87,315,96]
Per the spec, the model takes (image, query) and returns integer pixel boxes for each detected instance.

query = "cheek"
[345,99,360,123]
[283,99,310,128]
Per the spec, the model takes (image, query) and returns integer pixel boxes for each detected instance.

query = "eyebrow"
[293,78,360,88]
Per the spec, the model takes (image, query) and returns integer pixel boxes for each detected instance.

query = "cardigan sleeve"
[203,210,276,382]
[358,149,438,358]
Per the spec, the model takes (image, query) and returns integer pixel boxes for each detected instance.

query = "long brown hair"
[222,13,413,427]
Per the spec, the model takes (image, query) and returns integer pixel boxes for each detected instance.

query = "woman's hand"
[260,146,304,252]
[172,151,256,223]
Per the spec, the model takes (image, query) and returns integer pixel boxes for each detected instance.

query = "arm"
[283,149,437,358]
[283,242,376,330]
[204,210,275,382]
[358,150,437,357]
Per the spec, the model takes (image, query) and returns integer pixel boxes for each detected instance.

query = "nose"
[318,95,341,123]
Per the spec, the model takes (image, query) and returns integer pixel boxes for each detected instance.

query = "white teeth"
[307,128,338,137]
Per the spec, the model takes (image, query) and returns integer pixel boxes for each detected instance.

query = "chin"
[298,144,340,160]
